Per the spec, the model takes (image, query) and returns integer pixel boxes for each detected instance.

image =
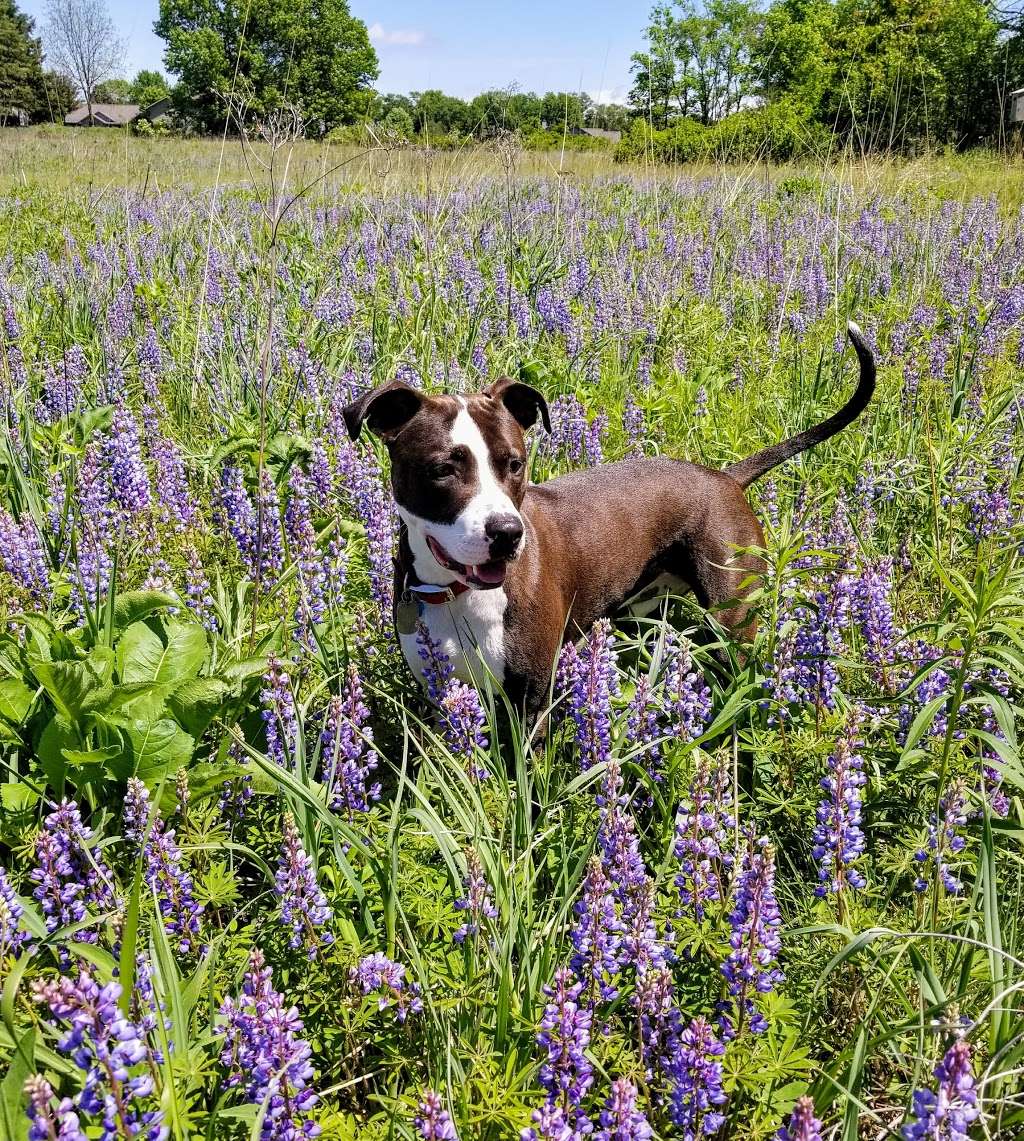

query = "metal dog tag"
[395,592,420,636]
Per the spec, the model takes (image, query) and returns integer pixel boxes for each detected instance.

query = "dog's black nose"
[485,514,523,557]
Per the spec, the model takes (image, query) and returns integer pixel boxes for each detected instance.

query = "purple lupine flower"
[254,467,285,581]
[416,620,455,704]
[624,675,662,783]
[1,865,31,959]
[900,647,956,743]
[598,761,665,974]
[850,557,899,677]
[623,395,646,455]
[275,814,334,956]
[585,414,607,466]
[285,467,346,640]
[73,444,115,615]
[218,463,259,575]
[219,949,320,1141]
[811,712,867,898]
[105,404,152,518]
[721,835,784,1036]
[261,657,300,768]
[143,817,204,955]
[663,634,712,743]
[123,777,153,845]
[183,544,217,631]
[32,970,165,1140]
[415,1090,457,1139]
[35,344,87,425]
[902,1038,979,1141]
[350,953,423,1022]
[453,848,498,943]
[0,508,50,603]
[914,780,970,895]
[674,753,736,922]
[558,620,619,771]
[31,800,116,941]
[777,1096,824,1141]
[320,665,381,817]
[633,966,679,1081]
[982,762,1009,818]
[521,1103,575,1141]
[24,1074,88,1141]
[569,855,622,1005]
[339,440,396,619]
[219,773,254,822]
[595,1079,652,1141]
[535,967,593,1127]
[439,680,490,778]
[544,395,589,466]
[664,1016,727,1139]
[149,431,195,531]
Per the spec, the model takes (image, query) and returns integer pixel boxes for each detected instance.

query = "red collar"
[407,576,471,605]
[396,524,471,606]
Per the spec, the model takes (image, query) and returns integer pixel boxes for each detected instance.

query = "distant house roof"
[140,96,172,121]
[574,126,622,143]
[65,103,140,126]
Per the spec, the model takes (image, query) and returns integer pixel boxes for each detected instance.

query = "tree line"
[1,0,1023,152]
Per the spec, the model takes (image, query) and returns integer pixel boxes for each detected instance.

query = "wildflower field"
[0,133,1023,1141]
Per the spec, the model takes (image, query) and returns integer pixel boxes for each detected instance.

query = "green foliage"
[91,77,132,104]
[129,68,170,109]
[0,0,44,120]
[154,0,379,133]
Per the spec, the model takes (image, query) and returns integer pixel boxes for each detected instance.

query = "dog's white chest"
[400,588,508,689]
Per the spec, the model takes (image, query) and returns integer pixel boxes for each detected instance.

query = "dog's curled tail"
[725,322,876,490]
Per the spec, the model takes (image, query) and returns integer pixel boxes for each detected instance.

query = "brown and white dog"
[343,323,875,712]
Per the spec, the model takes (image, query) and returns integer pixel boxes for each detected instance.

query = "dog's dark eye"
[508,457,525,475]
[429,462,455,480]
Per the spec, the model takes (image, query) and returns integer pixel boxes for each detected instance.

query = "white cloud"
[368,22,426,47]
[587,87,629,106]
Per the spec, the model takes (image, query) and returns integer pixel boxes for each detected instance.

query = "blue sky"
[21,0,646,102]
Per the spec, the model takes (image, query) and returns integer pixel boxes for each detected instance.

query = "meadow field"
[0,127,1022,1140]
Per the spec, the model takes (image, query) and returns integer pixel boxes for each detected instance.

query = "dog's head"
[343,377,549,588]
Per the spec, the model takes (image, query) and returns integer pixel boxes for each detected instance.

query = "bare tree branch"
[43,0,124,123]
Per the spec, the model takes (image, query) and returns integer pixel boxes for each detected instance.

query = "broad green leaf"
[112,590,181,632]
[0,679,34,726]
[125,718,195,785]
[0,1026,34,1141]
[168,676,229,737]
[61,744,123,766]
[28,658,103,722]
[36,714,76,790]
[117,619,207,688]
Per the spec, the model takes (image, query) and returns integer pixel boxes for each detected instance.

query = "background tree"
[411,89,474,135]
[155,0,378,133]
[43,0,124,123]
[587,101,634,131]
[629,6,681,126]
[38,68,77,119]
[0,0,45,121]
[91,76,131,102]
[129,68,170,107]
[539,91,585,131]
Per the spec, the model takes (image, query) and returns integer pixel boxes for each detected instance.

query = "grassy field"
[0,128,1022,1140]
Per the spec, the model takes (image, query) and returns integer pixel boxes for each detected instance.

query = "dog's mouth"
[426,535,510,589]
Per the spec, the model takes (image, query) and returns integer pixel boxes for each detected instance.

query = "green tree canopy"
[154,0,378,133]
[92,76,132,103]
[38,68,77,119]
[0,0,44,119]
[756,0,1000,147]
[130,68,170,107]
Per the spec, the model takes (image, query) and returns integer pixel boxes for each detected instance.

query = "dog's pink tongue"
[473,561,507,586]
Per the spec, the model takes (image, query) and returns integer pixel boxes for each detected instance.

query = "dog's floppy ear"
[485,376,551,433]
[342,382,422,441]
